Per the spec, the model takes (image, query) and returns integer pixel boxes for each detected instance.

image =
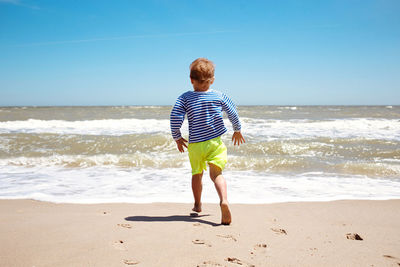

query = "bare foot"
[220,201,231,225]
[192,202,202,213]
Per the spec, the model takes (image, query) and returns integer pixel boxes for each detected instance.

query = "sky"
[0,0,399,106]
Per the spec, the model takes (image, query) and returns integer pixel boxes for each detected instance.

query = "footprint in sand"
[250,244,267,256]
[271,228,287,235]
[383,255,397,259]
[309,247,318,256]
[123,259,139,265]
[383,255,400,266]
[346,233,363,240]
[225,257,255,267]
[216,234,237,242]
[113,240,127,250]
[192,239,212,247]
[197,261,223,267]
[118,223,132,229]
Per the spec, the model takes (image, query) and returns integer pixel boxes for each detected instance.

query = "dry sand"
[0,199,399,267]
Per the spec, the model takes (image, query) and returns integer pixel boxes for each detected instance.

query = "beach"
[1,199,399,266]
[1,105,399,266]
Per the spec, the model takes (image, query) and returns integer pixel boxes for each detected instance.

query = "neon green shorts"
[188,136,227,175]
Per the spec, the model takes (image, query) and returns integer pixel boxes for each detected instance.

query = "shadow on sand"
[125,214,220,227]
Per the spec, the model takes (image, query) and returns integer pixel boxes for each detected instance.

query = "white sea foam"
[0,153,187,169]
[0,165,399,204]
[242,118,400,141]
[1,118,399,140]
[278,106,297,110]
[0,118,177,135]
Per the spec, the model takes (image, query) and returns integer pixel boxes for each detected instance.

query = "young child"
[170,58,245,225]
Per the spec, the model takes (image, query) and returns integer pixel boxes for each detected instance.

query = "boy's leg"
[192,172,203,212]
[209,163,231,225]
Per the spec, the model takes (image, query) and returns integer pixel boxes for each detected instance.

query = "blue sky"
[0,0,399,106]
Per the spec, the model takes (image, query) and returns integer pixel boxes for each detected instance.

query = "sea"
[0,105,399,204]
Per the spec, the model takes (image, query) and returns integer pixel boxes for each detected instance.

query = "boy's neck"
[191,78,213,92]
[193,84,211,92]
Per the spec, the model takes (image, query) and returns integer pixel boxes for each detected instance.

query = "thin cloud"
[0,0,39,10]
[15,30,237,47]
[311,23,341,28]
[0,0,20,3]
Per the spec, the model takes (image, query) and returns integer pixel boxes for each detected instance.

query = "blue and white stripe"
[170,89,241,143]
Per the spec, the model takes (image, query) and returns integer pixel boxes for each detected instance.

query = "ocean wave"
[0,153,188,169]
[1,166,399,204]
[0,133,176,157]
[0,118,177,135]
[0,117,399,140]
[1,131,399,178]
[230,138,400,159]
[2,133,398,161]
[277,106,297,110]
[227,156,400,178]
[242,118,400,141]
[1,153,399,178]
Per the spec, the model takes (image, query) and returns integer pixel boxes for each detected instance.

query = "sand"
[0,199,399,267]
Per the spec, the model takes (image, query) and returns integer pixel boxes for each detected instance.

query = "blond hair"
[189,58,215,82]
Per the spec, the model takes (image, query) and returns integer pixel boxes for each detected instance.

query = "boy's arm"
[221,93,241,132]
[221,93,245,146]
[170,96,188,152]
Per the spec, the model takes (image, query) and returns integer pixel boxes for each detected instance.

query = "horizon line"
[0,104,398,108]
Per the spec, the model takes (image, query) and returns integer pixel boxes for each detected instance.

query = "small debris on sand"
[346,233,363,240]
[225,257,255,267]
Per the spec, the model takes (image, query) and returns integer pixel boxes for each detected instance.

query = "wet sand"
[0,199,399,266]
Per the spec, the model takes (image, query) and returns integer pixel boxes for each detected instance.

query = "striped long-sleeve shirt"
[170,89,241,143]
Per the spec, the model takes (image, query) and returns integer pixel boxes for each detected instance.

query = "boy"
[170,58,245,225]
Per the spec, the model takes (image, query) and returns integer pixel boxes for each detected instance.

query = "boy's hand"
[175,138,188,153]
[232,131,245,146]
